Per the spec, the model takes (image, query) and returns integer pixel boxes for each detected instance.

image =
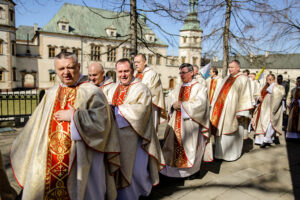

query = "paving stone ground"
[1,122,300,200]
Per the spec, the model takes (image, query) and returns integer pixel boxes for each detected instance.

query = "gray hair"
[179,63,194,72]
[55,52,78,64]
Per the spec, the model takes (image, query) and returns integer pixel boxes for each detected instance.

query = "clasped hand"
[172,101,182,110]
[54,104,75,121]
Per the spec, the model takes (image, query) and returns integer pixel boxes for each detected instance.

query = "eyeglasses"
[179,70,192,75]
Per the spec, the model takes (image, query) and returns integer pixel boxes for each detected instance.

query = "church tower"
[0,0,16,90]
[179,0,202,67]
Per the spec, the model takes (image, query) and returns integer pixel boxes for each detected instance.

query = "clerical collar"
[120,77,135,86]
[98,76,108,87]
[183,81,193,86]
[61,74,84,88]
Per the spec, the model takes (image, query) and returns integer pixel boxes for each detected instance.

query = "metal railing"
[0,89,40,127]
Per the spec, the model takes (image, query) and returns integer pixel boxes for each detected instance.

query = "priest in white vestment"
[252,74,285,147]
[210,60,253,161]
[88,62,115,99]
[249,73,260,104]
[286,77,300,139]
[10,52,121,200]
[107,58,165,200]
[206,67,222,105]
[161,63,212,178]
[134,54,165,131]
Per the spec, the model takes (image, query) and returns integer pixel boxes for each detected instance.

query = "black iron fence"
[0,89,40,127]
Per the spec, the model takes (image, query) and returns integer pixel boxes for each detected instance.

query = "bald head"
[88,62,105,86]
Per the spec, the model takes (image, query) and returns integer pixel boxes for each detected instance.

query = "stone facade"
[1,1,200,90]
[1,1,297,91]
[0,0,16,90]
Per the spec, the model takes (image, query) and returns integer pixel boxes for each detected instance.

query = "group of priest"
[4,51,299,200]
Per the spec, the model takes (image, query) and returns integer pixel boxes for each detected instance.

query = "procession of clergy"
[8,51,300,200]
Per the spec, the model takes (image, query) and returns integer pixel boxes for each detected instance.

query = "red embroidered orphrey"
[44,86,77,200]
[210,75,239,135]
[112,84,131,106]
[253,84,268,131]
[209,78,218,104]
[173,85,192,168]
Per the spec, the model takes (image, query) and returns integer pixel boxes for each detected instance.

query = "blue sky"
[14,0,300,58]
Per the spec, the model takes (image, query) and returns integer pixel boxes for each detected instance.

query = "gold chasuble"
[99,78,114,90]
[209,72,253,161]
[99,77,115,100]
[161,79,211,177]
[10,79,121,200]
[134,67,165,110]
[211,75,239,135]
[253,84,268,131]
[252,83,285,135]
[209,79,218,104]
[107,79,165,189]
[44,86,77,199]
[173,85,192,168]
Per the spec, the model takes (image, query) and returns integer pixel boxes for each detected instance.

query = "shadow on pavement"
[198,159,222,179]
[242,137,254,154]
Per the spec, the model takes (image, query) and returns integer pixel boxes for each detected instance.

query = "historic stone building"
[2,0,297,91]
[0,0,16,90]
[0,0,203,90]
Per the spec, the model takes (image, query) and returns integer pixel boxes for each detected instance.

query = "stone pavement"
[1,124,300,200]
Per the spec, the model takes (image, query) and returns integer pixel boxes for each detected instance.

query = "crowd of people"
[1,51,299,200]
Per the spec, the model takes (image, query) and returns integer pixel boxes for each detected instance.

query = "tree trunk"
[130,0,137,60]
[222,0,232,78]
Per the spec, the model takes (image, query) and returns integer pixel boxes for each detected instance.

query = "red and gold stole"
[44,86,77,200]
[254,84,268,131]
[135,72,144,80]
[209,78,218,104]
[112,84,131,106]
[210,75,238,135]
[173,85,192,168]
[291,88,300,132]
